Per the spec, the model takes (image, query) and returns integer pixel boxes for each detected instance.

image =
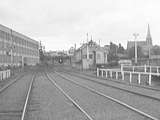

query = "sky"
[0,0,160,51]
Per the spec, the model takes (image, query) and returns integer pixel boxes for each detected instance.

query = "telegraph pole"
[148,45,151,65]
[86,33,89,59]
[10,29,13,67]
[133,33,139,64]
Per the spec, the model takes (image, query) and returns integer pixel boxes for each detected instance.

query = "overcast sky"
[0,0,160,51]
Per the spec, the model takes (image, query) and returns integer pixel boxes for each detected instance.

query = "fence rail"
[97,66,160,86]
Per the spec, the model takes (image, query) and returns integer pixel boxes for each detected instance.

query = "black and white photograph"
[0,0,160,119]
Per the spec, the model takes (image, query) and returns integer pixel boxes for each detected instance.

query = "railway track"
[21,74,36,120]
[0,73,35,120]
[0,73,25,94]
[45,72,93,120]
[58,71,160,119]
[73,69,160,91]
[56,65,160,92]
[47,71,159,120]
[63,70,160,100]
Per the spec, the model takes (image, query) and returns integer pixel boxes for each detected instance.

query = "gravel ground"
[49,72,150,120]
[0,70,24,89]
[69,70,160,99]
[0,73,32,120]
[26,72,88,120]
[67,66,160,87]
[60,72,160,119]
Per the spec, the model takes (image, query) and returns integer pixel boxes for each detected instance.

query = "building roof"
[0,24,38,44]
[146,24,152,45]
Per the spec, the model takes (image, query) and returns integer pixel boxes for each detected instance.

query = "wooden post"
[129,72,132,83]
[133,66,135,72]
[150,66,151,73]
[121,64,123,71]
[0,71,2,81]
[106,71,108,78]
[122,72,124,80]
[138,73,141,85]
[144,64,146,73]
[110,71,112,78]
[97,68,99,77]
[101,70,103,77]
[149,74,152,85]
[157,66,159,73]
[116,72,118,79]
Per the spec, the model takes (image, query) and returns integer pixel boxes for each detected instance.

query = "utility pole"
[148,45,151,65]
[86,33,89,59]
[10,29,13,67]
[133,33,139,64]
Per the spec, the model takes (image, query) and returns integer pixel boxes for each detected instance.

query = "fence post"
[1,71,2,80]
[6,70,8,78]
[110,71,112,78]
[0,71,2,81]
[129,72,132,83]
[144,64,146,72]
[97,68,99,77]
[121,64,123,71]
[122,72,124,80]
[106,71,108,78]
[101,70,103,77]
[116,72,118,79]
[9,70,11,77]
[138,73,141,85]
[133,66,135,72]
[149,74,152,85]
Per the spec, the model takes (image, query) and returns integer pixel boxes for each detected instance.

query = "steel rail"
[21,73,35,120]
[63,70,160,101]
[55,71,159,120]
[0,74,25,93]
[68,69,160,91]
[82,70,160,91]
[45,72,94,120]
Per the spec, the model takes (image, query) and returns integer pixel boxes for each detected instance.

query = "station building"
[73,39,108,70]
[0,24,39,67]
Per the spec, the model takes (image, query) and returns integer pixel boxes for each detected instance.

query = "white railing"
[97,67,160,86]
[121,65,160,73]
[0,69,11,81]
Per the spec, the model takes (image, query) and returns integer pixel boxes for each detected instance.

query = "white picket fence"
[97,65,160,86]
[0,70,11,81]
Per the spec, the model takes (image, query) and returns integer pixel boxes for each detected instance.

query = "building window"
[97,53,101,59]
[83,55,87,59]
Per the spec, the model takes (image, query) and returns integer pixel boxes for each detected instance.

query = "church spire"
[146,24,152,45]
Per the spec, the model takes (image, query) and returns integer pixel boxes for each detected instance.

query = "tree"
[117,43,125,54]
[151,45,160,55]
[109,42,118,55]
[107,42,118,62]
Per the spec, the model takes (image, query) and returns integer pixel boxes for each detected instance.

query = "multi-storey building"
[0,24,39,67]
